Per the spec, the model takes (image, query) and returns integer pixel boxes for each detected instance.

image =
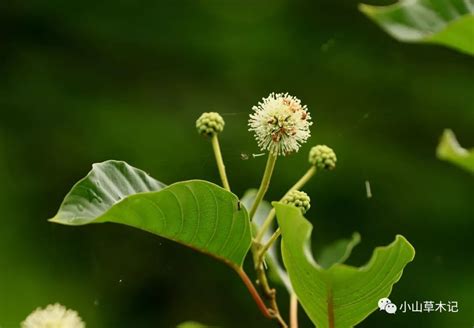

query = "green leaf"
[437,129,474,173]
[50,160,168,225]
[241,190,293,292]
[317,232,361,269]
[50,160,252,267]
[275,203,415,328]
[359,0,474,56]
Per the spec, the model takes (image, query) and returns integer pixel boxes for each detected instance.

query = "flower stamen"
[249,92,313,156]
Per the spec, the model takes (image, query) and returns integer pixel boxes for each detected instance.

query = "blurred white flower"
[249,92,312,155]
[22,303,85,328]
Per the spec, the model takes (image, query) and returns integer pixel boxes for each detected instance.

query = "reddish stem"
[235,267,272,319]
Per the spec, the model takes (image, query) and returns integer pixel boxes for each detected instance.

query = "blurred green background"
[1,0,473,327]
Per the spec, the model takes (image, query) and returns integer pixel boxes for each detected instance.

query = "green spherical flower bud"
[309,145,337,170]
[282,190,311,214]
[196,112,225,136]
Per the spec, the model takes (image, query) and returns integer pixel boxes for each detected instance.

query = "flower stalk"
[196,112,231,191]
[248,152,278,220]
[290,293,299,328]
[211,134,231,191]
[254,165,316,244]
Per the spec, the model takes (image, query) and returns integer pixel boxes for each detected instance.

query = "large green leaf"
[50,160,167,225]
[241,189,292,292]
[359,0,474,56]
[437,129,474,173]
[275,203,415,328]
[50,160,252,267]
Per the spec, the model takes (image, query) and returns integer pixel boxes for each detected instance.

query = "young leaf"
[437,129,474,173]
[241,189,293,292]
[50,160,252,267]
[317,232,361,269]
[241,189,273,235]
[275,203,415,328]
[359,0,474,56]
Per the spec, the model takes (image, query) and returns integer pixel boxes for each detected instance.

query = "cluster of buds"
[309,145,337,170]
[196,112,225,136]
[282,190,311,214]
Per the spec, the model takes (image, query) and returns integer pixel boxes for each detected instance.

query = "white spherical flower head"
[22,303,85,328]
[249,92,313,156]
